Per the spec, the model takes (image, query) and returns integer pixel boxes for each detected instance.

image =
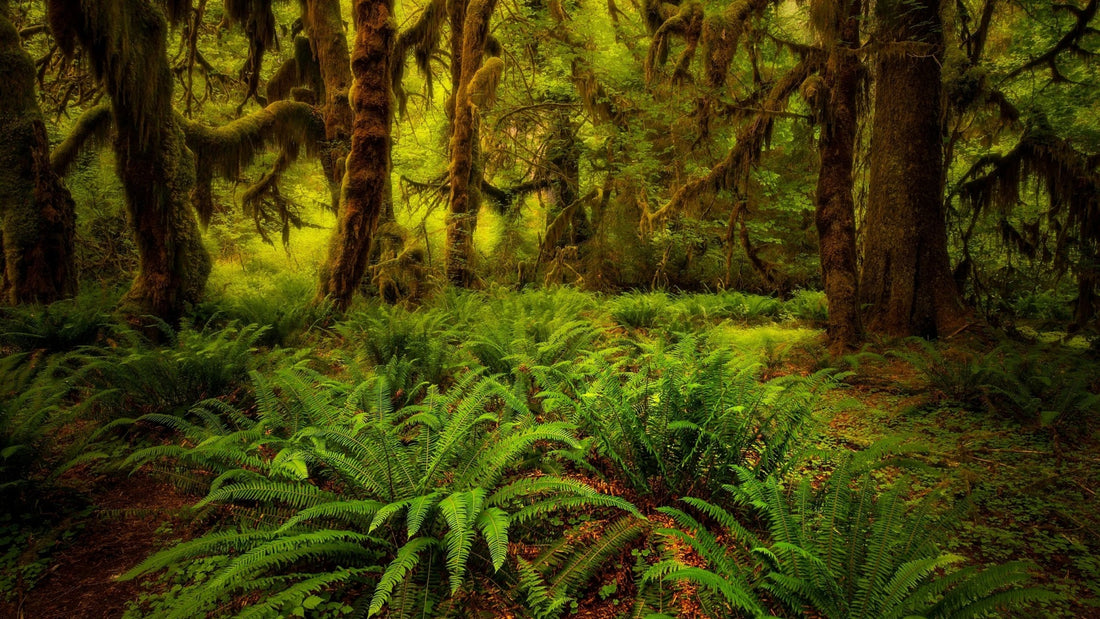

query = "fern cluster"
[645,451,1055,618]
[70,321,268,421]
[893,339,1100,434]
[122,368,640,617]
[546,335,828,501]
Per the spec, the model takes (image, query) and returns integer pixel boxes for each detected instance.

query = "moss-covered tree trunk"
[317,0,395,308]
[117,116,210,321]
[49,0,210,321]
[860,0,965,338]
[814,0,862,352]
[302,0,354,211]
[548,105,588,246]
[0,7,76,304]
[445,0,496,286]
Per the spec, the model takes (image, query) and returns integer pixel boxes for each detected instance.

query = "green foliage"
[71,321,268,421]
[194,275,333,348]
[0,289,118,352]
[610,292,668,329]
[892,339,1100,434]
[516,516,649,618]
[0,353,70,504]
[548,334,828,501]
[648,452,1056,618]
[459,288,601,379]
[122,368,639,618]
[336,303,455,386]
[785,289,829,323]
[891,339,999,410]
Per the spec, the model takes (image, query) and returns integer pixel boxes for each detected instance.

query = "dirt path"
[6,474,192,619]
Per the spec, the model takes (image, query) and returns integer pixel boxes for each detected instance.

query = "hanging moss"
[467,56,504,108]
[48,0,211,321]
[180,100,325,234]
[958,117,1100,328]
[266,35,323,103]
[0,6,76,304]
[50,103,112,176]
[647,57,819,228]
[392,0,446,115]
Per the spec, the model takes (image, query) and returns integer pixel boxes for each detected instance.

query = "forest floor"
[6,473,192,619]
[2,302,1098,618]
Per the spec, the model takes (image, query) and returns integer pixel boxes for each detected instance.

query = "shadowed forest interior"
[1,0,1099,616]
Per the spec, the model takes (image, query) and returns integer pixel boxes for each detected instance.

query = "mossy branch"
[179,100,325,225]
[644,57,818,230]
[51,103,112,176]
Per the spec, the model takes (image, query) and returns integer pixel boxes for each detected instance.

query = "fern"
[124,368,639,617]
[649,452,1055,618]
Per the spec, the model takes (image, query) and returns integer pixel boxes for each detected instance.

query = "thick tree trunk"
[860,0,965,338]
[0,9,76,304]
[448,0,467,128]
[317,0,395,309]
[814,0,862,352]
[117,117,210,320]
[445,0,496,286]
[49,0,210,321]
[301,0,354,210]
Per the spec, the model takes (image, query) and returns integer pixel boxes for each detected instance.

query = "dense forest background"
[1,0,1099,616]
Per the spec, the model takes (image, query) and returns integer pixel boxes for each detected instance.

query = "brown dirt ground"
[3,473,192,619]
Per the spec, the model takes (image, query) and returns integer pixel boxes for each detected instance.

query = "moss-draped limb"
[316,0,396,308]
[50,103,112,176]
[0,5,76,303]
[224,0,277,111]
[391,0,447,115]
[955,121,1100,330]
[179,100,325,226]
[48,0,210,321]
[644,1,704,84]
[266,35,323,103]
[644,57,818,228]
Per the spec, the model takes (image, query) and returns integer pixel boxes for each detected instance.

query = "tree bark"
[814,0,862,352]
[49,0,210,321]
[860,0,965,338]
[548,105,588,246]
[301,0,354,210]
[117,117,210,321]
[317,0,396,309]
[0,7,76,304]
[444,0,496,286]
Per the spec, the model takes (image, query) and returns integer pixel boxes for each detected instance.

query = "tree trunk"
[117,117,211,321]
[1073,259,1097,331]
[317,0,396,309]
[49,0,210,321]
[860,0,965,338]
[445,0,496,286]
[814,0,862,352]
[301,0,354,210]
[0,8,76,304]
[548,105,588,246]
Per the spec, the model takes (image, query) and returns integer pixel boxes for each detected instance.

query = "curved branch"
[179,100,325,225]
[1001,0,1098,83]
[50,103,112,175]
[644,57,819,228]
